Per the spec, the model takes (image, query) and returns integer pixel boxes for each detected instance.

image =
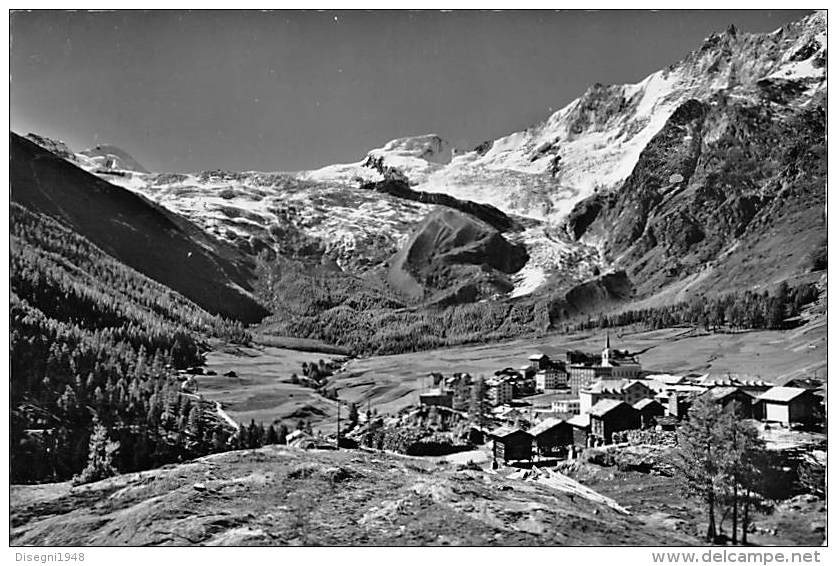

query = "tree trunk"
[741,489,751,545]
[732,482,739,545]
[707,495,717,542]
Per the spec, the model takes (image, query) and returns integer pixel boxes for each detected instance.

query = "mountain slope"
[10,445,698,546]
[10,132,269,323]
[388,209,528,304]
[565,89,826,298]
[10,202,246,482]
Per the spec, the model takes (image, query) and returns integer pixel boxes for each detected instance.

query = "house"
[419,389,453,409]
[529,418,573,456]
[589,399,641,444]
[567,413,591,447]
[633,398,665,428]
[489,427,533,462]
[701,386,756,418]
[579,379,655,414]
[757,387,818,425]
[486,376,514,407]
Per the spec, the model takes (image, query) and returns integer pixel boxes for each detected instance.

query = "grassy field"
[200,314,825,430]
[200,346,343,431]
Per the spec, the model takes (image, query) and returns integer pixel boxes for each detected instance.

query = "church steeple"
[602,332,612,366]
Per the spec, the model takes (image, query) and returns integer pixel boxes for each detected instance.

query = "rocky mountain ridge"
[21,10,826,306]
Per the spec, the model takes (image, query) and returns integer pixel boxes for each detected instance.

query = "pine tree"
[672,395,733,542]
[73,421,120,485]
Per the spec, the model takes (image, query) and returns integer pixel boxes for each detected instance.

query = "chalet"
[701,386,756,418]
[633,398,665,428]
[489,427,533,462]
[589,399,641,444]
[757,387,818,426]
[579,379,655,414]
[529,418,573,456]
[567,413,591,447]
[419,389,453,409]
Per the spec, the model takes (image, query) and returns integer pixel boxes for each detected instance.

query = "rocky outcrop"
[362,178,522,233]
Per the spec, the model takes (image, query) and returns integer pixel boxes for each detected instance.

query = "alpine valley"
[9,11,829,546]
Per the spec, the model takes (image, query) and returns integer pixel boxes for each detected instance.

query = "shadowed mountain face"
[10,132,269,323]
[388,209,528,305]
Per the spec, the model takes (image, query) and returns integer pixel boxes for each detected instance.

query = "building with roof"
[529,418,573,455]
[489,427,533,462]
[701,386,756,418]
[600,333,642,379]
[486,376,514,407]
[536,367,568,392]
[633,398,666,428]
[551,397,581,415]
[579,379,655,414]
[589,399,641,444]
[567,413,591,447]
[419,389,453,409]
[757,387,818,425]
[566,334,642,394]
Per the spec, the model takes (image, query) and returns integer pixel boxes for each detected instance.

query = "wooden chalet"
[589,399,640,444]
[489,426,533,463]
[528,418,573,456]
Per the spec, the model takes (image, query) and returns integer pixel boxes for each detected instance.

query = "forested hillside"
[10,203,249,482]
[10,132,269,323]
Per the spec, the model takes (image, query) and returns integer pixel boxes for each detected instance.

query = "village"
[355,333,828,467]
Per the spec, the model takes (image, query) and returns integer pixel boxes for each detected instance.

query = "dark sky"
[11,10,813,173]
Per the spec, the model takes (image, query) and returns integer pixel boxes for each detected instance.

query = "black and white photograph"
[7,6,829,549]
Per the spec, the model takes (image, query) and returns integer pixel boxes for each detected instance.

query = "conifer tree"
[74,421,120,485]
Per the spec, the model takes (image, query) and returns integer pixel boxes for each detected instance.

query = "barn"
[757,387,818,425]
[589,399,640,444]
[489,426,533,463]
[528,418,572,456]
